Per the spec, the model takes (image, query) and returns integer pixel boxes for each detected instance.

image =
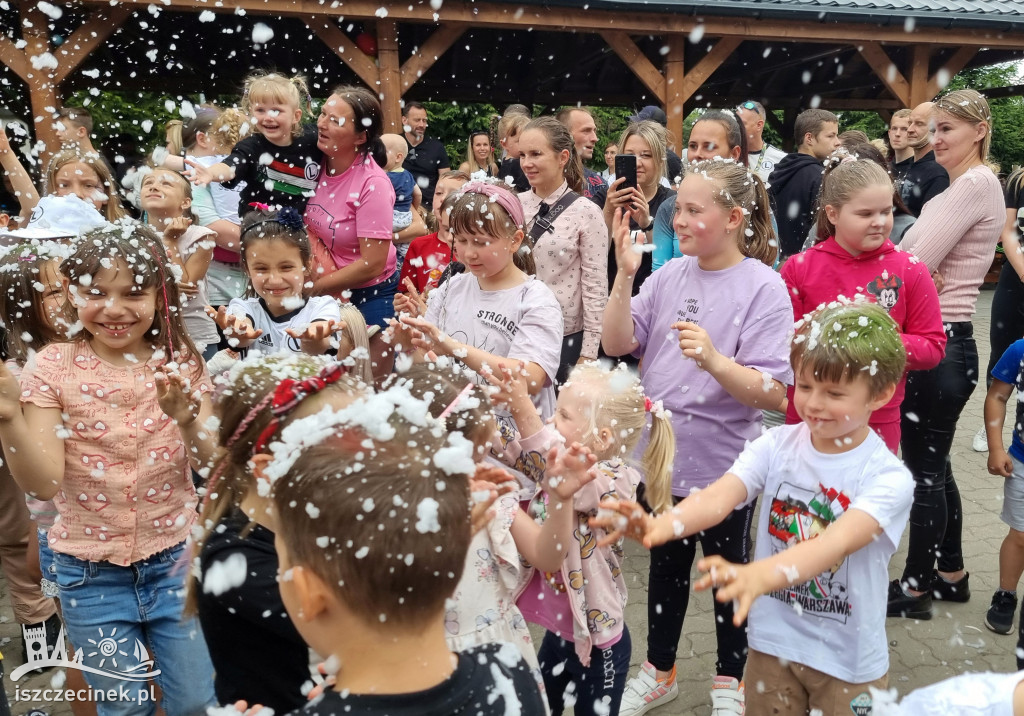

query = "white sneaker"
[619,662,679,716]
[973,426,988,452]
[710,675,745,715]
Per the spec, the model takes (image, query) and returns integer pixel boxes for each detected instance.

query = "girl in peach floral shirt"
[0,224,217,716]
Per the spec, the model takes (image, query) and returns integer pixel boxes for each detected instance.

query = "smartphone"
[614,154,637,192]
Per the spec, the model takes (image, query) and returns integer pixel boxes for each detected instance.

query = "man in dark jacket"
[900,101,950,217]
[768,108,841,261]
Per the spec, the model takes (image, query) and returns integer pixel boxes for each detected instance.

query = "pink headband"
[461,181,525,228]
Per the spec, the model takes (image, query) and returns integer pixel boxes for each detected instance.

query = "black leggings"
[987,261,1024,387]
[640,484,753,679]
[899,324,978,590]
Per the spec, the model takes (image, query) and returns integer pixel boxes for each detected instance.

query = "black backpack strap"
[527,190,581,245]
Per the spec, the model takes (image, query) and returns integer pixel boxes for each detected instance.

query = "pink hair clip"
[248,202,271,211]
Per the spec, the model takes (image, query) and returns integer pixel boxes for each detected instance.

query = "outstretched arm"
[602,207,642,356]
[695,508,882,625]
[591,473,748,548]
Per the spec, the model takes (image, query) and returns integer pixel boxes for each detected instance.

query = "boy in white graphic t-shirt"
[594,302,913,715]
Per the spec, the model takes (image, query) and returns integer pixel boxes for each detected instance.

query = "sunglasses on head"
[738,101,758,111]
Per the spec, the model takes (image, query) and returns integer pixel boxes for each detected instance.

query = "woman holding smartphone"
[605,120,675,293]
[518,116,609,384]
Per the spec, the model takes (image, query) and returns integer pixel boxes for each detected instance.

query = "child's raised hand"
[543,442,598,501]
[470,463,517,534]
[590,498,675,548]
[481,362,530,410]
[672,320,722,372]
[0,361,21,421]
[285,319,338,343]
[161,215,192,243]
[182,158,213,186]
[396,277,428,317]
[988,447,1014,478]
[695,555,767,626]
[207,306,263,345]
[400,314,448,355]
[155,370,202,427]
[611,207,643,280]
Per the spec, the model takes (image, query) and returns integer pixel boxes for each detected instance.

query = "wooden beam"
[21,5,61,162]
[400,24,462,94]
[857,43,910,106]
[599,31,665,102]
[305,17,380,89]
[925,46,976,99]
[680,37,742,104]
[75,0,1024,49]
[52,6,133,84]
[663,36,685,154]
[908,45,931,107]
[983,84,1024,100]
[0,38,31,85]
[376,19,401,133]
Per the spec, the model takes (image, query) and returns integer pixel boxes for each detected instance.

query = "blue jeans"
[538,626,632,716]
[349,269,399,328]
[53,542,216,716]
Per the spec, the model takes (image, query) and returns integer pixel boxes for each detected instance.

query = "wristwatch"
[641,217,654,231]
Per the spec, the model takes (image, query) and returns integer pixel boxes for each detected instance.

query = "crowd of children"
[0,76,1021,716]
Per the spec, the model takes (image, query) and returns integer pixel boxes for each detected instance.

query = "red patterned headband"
[251,362,347,455]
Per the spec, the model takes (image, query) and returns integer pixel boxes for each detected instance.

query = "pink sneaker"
[619,662,679,716]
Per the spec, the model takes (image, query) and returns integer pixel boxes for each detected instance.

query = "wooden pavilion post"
[376,19,402,133]
[663,36,685,153]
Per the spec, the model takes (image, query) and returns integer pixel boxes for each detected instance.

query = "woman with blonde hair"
[458,130,499,178]
[889,88,1005,619]
[605,120,675,291]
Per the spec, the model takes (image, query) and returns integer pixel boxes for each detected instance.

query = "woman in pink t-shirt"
[304,86,397,330]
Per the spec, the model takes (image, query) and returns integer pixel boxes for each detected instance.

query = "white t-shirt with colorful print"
[730,423,913,683]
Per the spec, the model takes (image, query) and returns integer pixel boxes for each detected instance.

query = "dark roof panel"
[532,0,1024,29]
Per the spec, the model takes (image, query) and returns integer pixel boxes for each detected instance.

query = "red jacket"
[780,237,946,427]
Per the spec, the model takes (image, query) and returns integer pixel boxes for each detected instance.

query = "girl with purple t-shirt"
[602,159,793,715]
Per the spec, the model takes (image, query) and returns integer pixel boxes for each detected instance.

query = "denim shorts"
[36,527,58,599]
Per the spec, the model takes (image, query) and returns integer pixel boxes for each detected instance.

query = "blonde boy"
[596,303,913,715]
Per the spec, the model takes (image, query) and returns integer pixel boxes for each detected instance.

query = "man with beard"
[402,101,450,207]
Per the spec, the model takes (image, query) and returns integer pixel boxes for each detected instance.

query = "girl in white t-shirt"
[141,168,220,360]
[395,180,563,435]
[214,207,341,357]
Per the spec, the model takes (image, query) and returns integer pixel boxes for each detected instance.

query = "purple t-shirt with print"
[631,256,793,495]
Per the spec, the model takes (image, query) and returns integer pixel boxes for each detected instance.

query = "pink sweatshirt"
[781,237,946,429]
[900,164,1004,322]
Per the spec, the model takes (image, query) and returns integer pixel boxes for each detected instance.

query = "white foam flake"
[202,553,247,595]
[415,497,441,534]
[252,23,274,43]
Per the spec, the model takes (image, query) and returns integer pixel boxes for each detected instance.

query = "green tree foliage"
[56,62,1024,174]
